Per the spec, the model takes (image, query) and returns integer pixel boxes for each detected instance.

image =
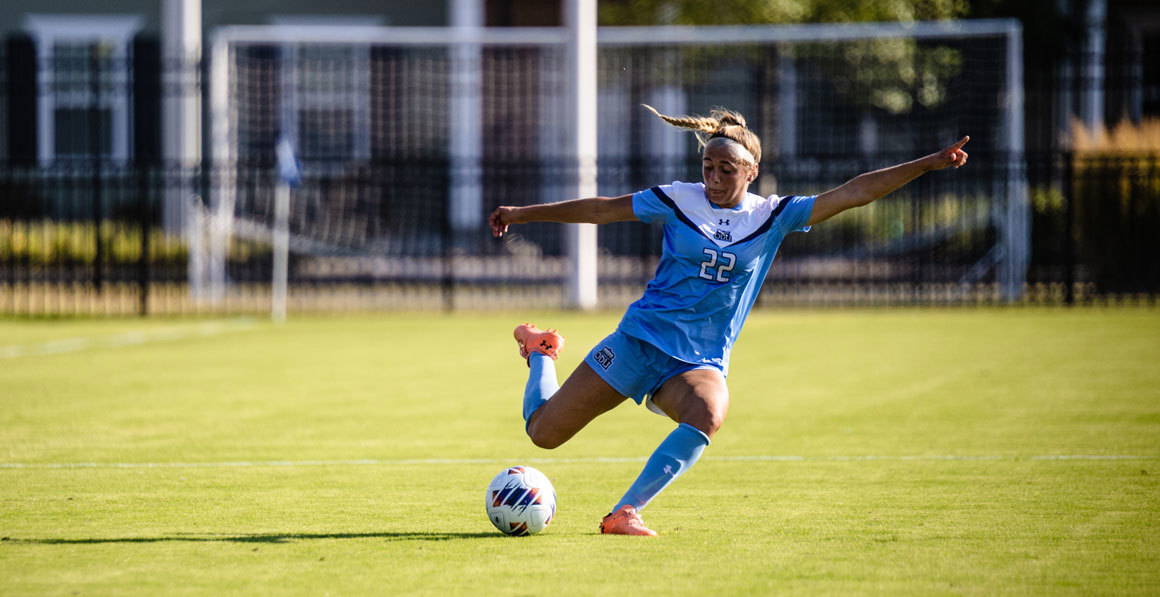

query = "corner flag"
[275,135,301,187]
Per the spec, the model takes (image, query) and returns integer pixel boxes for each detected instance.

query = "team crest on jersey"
[593,346,615,370]
[713,228,733,242]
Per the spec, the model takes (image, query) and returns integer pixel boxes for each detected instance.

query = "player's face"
[702,139,757,208]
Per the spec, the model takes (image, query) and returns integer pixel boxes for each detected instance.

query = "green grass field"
[2,308,1158,595]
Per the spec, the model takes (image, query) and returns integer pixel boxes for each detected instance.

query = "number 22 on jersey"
[698,248,737,282]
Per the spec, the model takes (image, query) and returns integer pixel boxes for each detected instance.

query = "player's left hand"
[928,136,970,170]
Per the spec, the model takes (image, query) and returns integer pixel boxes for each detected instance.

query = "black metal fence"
[2,152,1156,315]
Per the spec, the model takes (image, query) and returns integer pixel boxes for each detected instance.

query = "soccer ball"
[485,466,556,536]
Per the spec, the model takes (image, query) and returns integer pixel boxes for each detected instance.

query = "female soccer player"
[488,105,969,536]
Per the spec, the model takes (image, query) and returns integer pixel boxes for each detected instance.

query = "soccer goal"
[199,19,1028,314]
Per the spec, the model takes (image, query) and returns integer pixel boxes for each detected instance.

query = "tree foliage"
[598,0,969,26]
[599,0,971,116]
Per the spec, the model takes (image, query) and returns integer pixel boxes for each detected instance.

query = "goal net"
[201,20,1027,311]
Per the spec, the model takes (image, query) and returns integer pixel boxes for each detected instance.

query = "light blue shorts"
[584,330,723,415]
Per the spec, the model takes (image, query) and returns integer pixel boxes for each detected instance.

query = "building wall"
[1,0,448,37]
[203,0,446,29]
[0,1,160,36]
[1,1,450,165]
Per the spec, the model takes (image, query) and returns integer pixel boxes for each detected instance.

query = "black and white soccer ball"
[485,466,556,536]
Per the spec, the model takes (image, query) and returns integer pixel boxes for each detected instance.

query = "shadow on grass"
[7,531,502,545]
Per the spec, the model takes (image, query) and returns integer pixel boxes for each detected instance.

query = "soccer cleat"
[513,323,565,362]
[599,505,658,536]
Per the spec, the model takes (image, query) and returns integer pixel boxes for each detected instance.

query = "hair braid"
[642,104,718,135]
[642,104,762,164]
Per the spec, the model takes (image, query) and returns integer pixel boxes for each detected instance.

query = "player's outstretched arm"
[489,194,636,238]
[806,136,970,227]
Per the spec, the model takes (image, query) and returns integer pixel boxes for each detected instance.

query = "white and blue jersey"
[617,182,815,373]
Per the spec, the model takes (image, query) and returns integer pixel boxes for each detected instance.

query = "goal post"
[566,0,599,310]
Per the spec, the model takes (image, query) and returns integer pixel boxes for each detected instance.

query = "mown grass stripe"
[0,454,1153,469]
[0,319,257,359]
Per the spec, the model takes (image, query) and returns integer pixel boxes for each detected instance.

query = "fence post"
[1063,151,1075,305]
[272,181,289,323]
[91,41,104,294]
[138,165,150,316]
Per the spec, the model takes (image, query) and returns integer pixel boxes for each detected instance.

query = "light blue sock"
[523,352,559,430]
[613,423,710,512]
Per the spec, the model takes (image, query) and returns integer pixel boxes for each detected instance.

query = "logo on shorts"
[593,346,615,370]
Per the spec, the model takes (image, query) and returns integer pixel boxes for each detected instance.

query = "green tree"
[600,0,970,116]
[599,0,969,26]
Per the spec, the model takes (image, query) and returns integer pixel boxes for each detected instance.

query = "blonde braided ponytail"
[642,104,761,163]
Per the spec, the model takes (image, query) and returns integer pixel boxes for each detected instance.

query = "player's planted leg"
[600,369,725,535]
[600,426,708,536]
[612,422,709,513]
[600,504,658,537]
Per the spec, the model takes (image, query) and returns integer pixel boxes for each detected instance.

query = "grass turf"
[1,308,1158,595]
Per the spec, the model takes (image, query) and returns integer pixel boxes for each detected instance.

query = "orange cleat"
[513,323,565,362]
[599,505,658,536]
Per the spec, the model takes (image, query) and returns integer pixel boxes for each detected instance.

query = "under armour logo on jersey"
[718,218,730,226]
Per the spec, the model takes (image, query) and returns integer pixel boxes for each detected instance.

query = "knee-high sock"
[523,352,559,430]
[613,423,710,512]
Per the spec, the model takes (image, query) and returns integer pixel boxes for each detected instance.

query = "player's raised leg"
[601,369,727,536]
[513,323,628,449]
[513,323,566,427]
[513,322,564,362]
[526,362,627,449]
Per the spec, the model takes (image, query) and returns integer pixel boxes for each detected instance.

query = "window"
[283,45,371,161]
[269,18,379,163]
[24,14,143,164]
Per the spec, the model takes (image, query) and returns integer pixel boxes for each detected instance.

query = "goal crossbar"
[210,19,1020,47]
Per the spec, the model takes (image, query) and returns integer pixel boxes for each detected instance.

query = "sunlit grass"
[1,308,1157,595]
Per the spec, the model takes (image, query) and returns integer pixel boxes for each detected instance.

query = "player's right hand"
[489,206,516,238]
